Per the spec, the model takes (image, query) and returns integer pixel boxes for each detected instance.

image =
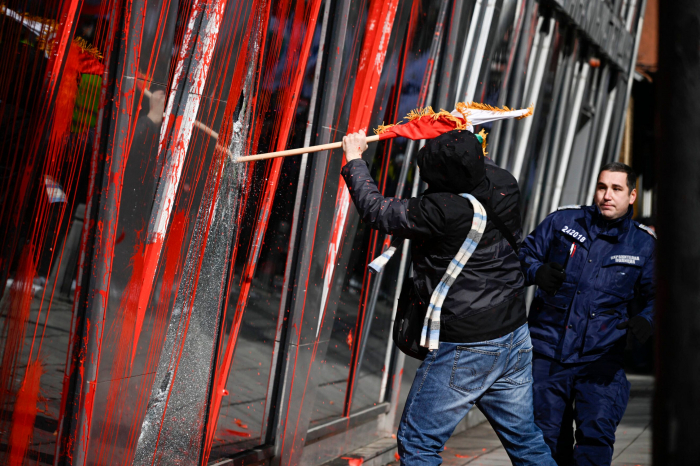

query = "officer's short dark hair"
[598,162,637,193]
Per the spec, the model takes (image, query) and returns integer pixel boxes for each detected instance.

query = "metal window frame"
[65,0,183,461]
[577,63,611,204]
[489,0,537,166]
[266,0,356,463]
[537,29,578,220]
[259,0,335,448]
[262,1,421,464]
[465,0,500,102]
[511,16,555,180]
[441,0,479,107]
[368,0,453,411]
[522,20,568,233]
[455,0,487,104]
[610,0,647,164]
[549,57,590,211]
[584,81,618,203]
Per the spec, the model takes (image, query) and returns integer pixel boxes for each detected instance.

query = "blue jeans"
[397,323,556,466]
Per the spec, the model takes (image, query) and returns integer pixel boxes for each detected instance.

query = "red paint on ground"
[341,457,364,466]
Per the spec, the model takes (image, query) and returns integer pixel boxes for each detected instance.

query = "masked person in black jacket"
[341,130,555,466]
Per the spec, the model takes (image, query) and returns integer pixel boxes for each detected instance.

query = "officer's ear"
[628,187,637,205]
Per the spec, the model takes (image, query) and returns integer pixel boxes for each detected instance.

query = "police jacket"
[520,205,655,363]
[341,130,527,343]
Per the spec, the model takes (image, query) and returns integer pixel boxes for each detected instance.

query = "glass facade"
[0,0,645,464]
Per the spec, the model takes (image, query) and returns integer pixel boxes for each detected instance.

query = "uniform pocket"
[450,347,500,392]
[594,255,644,299]
[583,308,626,355]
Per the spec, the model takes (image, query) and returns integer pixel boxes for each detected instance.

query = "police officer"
[519,162,655,466]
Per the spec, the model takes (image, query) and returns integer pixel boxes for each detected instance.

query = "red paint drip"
[8,360,44,466]
[0,245,36,413]
[122,241,148,368]
[131,237,165,369]
[83,381,97,433]
[205,0,323,462]
[222,429,251,438]
[124,211,188,457]
[339,0,401,417]
[93,238,147,463]
[282,0,402,455]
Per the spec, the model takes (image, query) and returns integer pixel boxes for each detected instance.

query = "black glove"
[535,262,566,295]
[616,316,652,344]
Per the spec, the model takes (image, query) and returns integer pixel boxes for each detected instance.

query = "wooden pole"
[235,134,383,163]
[147,87,387,163]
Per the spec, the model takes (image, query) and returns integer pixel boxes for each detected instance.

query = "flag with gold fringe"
[374,101,533,154]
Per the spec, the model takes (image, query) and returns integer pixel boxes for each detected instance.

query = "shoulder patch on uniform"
[636,223,657,239]
[557,204,582,211]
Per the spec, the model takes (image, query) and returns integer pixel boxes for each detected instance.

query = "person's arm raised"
[341,131,442,239]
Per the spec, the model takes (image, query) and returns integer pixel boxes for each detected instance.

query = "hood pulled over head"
[417,130,485,194]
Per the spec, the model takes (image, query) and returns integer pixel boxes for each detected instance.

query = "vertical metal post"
[611,0,647,163]
[455,0,485,104]
[538,32,576,219]
[522,30,565,234]
[549,60,589,211]
[653,1,700,464]
[511,17,554,180]
[490,0,535,166]
[463,0,498,102]
[361,0,450,408]
[584,85,617,203]
[261,0,332,445]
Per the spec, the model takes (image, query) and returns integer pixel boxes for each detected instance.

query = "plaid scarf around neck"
[419,194,486,350]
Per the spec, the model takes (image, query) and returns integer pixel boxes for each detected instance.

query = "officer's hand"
[535,262,566,295]
[616,316,652,344]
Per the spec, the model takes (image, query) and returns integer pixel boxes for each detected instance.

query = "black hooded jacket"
[341,130,526,343]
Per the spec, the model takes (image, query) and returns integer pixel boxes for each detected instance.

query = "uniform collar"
[587,205,634,239]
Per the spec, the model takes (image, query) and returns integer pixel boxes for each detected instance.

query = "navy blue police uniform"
[519,204,655,466]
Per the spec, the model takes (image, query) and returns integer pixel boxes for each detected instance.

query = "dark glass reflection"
[474,0,519,125]
[208,3,322,457]
[310,0,442,424]
[0,0,177,462]
[519,23,566,227]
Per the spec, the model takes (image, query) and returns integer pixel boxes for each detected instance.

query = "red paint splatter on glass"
[8,360,43,466]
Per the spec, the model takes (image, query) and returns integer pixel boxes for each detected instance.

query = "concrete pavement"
[379,374,652,466]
